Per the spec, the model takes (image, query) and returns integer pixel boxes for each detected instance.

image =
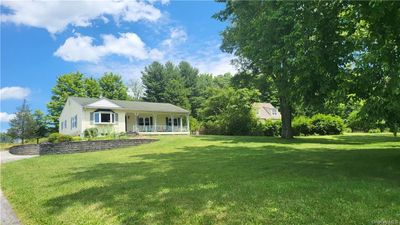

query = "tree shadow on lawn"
[44,144,400,224]
[195,134,400,146]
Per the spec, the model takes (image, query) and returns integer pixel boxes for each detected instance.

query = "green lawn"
[1,134,399,225]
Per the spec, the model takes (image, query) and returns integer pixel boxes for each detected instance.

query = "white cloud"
[162,27,187,47]
[1,0,162,34]
[0,112,15,122]
[54,33,163,62]
[193,54,237,75]
[0,87,30,100]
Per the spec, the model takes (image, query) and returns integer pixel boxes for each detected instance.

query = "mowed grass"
[1,134,399,225]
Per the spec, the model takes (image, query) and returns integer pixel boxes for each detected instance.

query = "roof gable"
[86,99,121,108]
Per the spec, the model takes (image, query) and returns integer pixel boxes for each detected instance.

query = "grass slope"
[1,134,399,225]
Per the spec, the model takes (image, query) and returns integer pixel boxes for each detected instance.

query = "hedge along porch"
[59,97,190,136]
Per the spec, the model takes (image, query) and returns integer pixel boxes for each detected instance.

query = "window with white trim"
[94,112,116,124]
[71,115,78,128]
[271,108,278,115]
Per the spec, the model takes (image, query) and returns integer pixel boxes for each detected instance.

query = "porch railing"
[135,125,188,132]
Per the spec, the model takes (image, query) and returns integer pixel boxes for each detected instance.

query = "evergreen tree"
[7,100,36,144]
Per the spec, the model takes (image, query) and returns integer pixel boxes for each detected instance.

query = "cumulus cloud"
[0,112,16,122]
[0,87,30,100]
[54,33,163,62]
[162,27,187,47]
[193,54,237,75]
[1,0,162,34]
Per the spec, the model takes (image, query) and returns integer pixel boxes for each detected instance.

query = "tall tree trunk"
[280,96,294,139]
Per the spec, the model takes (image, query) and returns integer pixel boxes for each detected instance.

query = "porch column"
[153,114,157,132]
[186,114,190,133]
[180,116,183,132]
[171,115,174,132]
[135,113,138,132]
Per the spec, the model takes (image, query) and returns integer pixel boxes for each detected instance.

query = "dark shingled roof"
[69,97,189,113]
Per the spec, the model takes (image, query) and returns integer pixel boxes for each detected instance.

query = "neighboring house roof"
[69,96,189,113]
[253,102,281,120]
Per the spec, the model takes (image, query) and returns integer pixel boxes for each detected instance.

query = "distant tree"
[32,110,49,144]
[127,79,144,101]
[8,100,36,144]
[201,88,260,135]
[191,74,215,118]
[47,72,86,129]
[0,132,13,143]
[142,61,166,102]
[84,77,101,98]
[142,61,191,109]
[98,73,129,100]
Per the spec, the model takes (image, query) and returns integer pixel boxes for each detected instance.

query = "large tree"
[8,100,36,144]
[98,73,129,100]
[345,2,400,136]
[47,72,86,129]
[215,1,346,138]
[142,61,190,109]
[84,77,101,98]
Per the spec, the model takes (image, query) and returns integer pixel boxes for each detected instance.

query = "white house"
[59,97,190,136]
[253,103,281,120]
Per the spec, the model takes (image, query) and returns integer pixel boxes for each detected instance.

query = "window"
[71,115,78,128]
[64,120,67,129]
[271,109,277,116]
[94,112,116,124]
[61,122,63,130]
[138,117,152,126]
[166,117,179,126]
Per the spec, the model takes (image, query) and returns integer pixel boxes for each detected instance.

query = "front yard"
[1,134,399,224]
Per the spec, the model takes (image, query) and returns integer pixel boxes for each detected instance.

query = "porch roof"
[69,97,189,113]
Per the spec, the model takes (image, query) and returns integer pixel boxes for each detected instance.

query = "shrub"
[58,134,73,142]
[48,133,73,143]
[48,133,61,143]
[84,128,98,138]
[311,114,345,135]
[189,117,201,134]
[368,128,381,133]
[203,120,225,135]
[263,119,281,136]
[292,116,313,136]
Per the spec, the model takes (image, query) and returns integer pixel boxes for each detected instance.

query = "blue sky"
[0,0,234,131]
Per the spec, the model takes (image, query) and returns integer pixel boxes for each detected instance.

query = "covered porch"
[125,112,190,134]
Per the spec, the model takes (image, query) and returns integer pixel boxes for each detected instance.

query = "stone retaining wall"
[9,144,40,155]
[9,139,157,155]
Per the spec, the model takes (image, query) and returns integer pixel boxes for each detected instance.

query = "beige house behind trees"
[253,103,281,120]
[59,97,190,136]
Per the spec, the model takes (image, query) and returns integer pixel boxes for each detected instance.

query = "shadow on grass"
[194,134,400,145]
[44,140,400,224]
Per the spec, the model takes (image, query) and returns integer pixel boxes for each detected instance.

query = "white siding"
[82,109,126,134]
[59,98,84,136]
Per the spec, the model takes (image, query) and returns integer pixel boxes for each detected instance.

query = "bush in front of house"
[311,114,345,135]
[263,119,281,136]
[48,133,73,143]
[84,128,99,139]
[292,116,313,136]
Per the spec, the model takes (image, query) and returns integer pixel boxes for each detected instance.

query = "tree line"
[215,0,399,138]
[4,1,399,141]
